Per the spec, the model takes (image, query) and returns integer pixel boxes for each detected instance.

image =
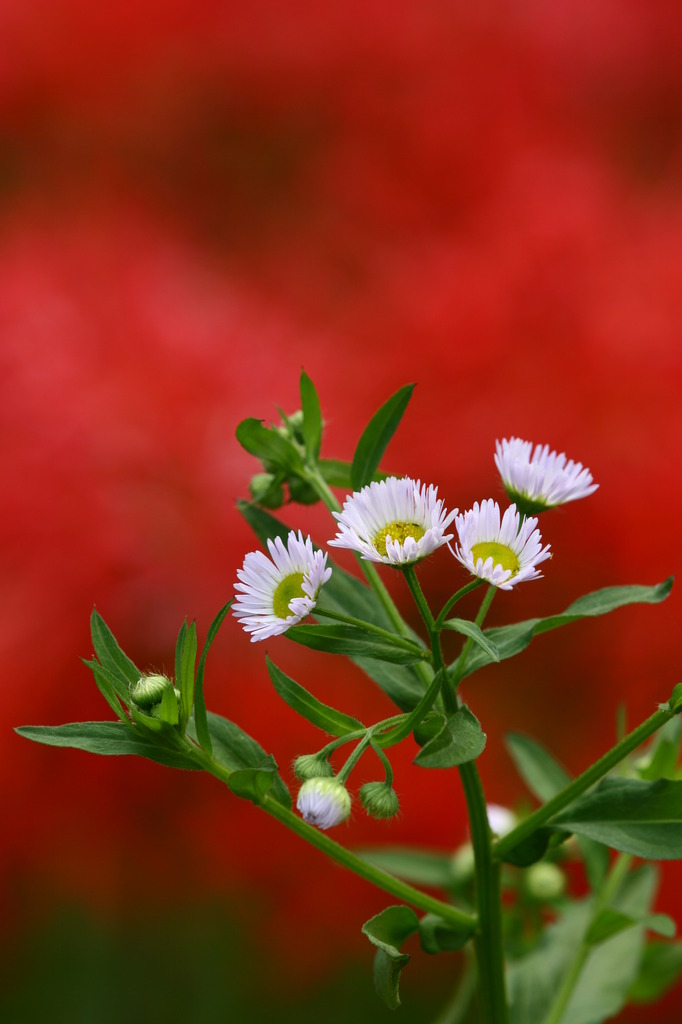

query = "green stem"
[374,670,444,747]
[435,578,485,630]
[337,731,373,783]
[494,704,675,861]
[448,585,496,691]
[314,605,427,655]
[544,854,633,1024]
[459,762,510,1024]
[197,747,477,931]
[370,740,395,785]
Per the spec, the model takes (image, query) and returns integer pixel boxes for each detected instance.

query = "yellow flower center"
[471,541,520,575]
[273,572,306,619]
[373,520,426,556]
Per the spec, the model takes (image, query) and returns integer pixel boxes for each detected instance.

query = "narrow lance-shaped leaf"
[84,659,131,726]
[90,609,141,690]
[551,777,682,859]
[442,618,499,662]
[175,619,198,730]
[454,578,673,680]
[287,623,427,665]
[361,906,419,1010]
[299,369,323,462]
[351,383,415,491]
[266,656,364,736]
[14,722,199,770]
[193,600,233,756]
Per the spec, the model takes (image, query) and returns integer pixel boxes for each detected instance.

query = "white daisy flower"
[495,437,598,514]
[297,778,352,830]
[233,530,331,642]
[453,499,551,590]
[329,476,457,566]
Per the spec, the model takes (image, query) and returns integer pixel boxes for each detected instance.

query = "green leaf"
[84,659,131,725]
[413,706,486,769]
[318,458,353,488]
[636,716,681,781]
[190,712,291,809]
[551,777,682,859]
[628,940,682,1003]
[442,618,499,661]
[299,369,323,462]
[351,383,415,491]
[287,623,426,665]
[235,417,303,474]
[14,722,199,770]
[586,908,675,947]
[455,578,673,680]
[193,600,233,756]
[508,866,658,1024]
[266,656,363,736]
[361,906,419,1009]
[90,610,141,690]
[228,764,278,805]
[506,733,571,803]
[500,828,551,868]
[237,503,427,710]
[354,847,455,888]
[418,913,474,955]
[175,620,197,729]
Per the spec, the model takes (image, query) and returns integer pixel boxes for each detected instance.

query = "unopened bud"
[130,673,172,708]
[297,778,351,830]
[359,781,400,820]
[149,687,182,724]
[249,473,284,509]
[524,862,566,902]
[293,754,334,781]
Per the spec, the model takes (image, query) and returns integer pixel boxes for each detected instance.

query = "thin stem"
[459,762,510,1024]
[196,744,477,930]
[314,605,427,655]
[374,670,444,747]
[370,740,395,785]
[337,731,373,783]
[494,704,675,861]
[402,564,436,631]
[448,585,497,692]
[435,578,485,630]
[544,854,632,1024]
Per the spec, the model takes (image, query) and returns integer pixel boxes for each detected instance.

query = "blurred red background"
[3,1,682,1020]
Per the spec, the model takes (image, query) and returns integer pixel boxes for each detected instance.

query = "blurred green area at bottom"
[0,901,454,1024]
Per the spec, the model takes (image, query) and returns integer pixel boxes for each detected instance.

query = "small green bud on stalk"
[293,754,335,781]
[359,781,400,820]
[249,473,284,509]
[297,778,351,830]
[130,673,172,708]
[524,862,566,902]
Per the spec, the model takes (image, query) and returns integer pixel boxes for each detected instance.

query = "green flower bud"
[249,473,284,509]
[524,862,566,902]
[130,673,172,708]
[149,687,182,725]
[359,781,400,820]
[293,754,335,781]
[297,778,351,830]
[277,409,305,445]
[288,476,319,505]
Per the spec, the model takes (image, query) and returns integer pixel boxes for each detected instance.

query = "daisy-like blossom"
[233,530,331,642]
[297,778,351,830]
[329,476,457,566]
[453,499,551,590]
[495,437,598,513]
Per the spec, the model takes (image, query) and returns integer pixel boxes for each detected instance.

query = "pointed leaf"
[586,908,675,947]
[84,659,131,725]
[361,906,419,1009]
[266,656,363,736]
[501,829,552,868]
[442,618,499,661]
[506,733,571,803]
[175,620,197,729]
[287,623,426,665]
[628,940,682,1003]
[455,578,673,680]
[228,762,278,805]
[299,369,323,461]
[354,847,455,888]
[14,722,199,770]
[90,610,141,689]
[551,777,682,859]
[193,600,233,756]
[414,706,486,769]
[351,384,415,491]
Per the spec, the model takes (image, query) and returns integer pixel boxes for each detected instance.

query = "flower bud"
[249,473,284,509]
[149,687,182,724]
[524,862,566,902]
[359,781,400,820]
[130,673,172,708]
[293,754,335,781]
[297,778,351,830]
[277,409,305,445]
